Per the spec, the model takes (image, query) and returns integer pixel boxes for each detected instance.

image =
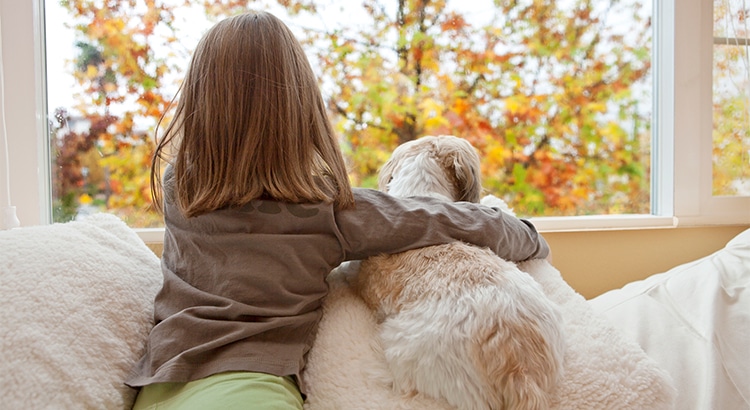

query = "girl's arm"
[334,188,549,262]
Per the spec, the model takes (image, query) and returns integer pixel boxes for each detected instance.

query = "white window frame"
[670,0,750,227]
[0,0,50,229]
[0,0,747,239]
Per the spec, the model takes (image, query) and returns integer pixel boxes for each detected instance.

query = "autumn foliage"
[50,0,654,226]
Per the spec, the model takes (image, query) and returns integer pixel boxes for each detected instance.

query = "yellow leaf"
[419,98,445,123]
[86,65,99,79]
[572,187,589,199]
[425,116,449,129]
[505,95,529,115]
[487,146,508,163]
[506,97,520,114]
[587,102,607,113]
[79,193,93,205]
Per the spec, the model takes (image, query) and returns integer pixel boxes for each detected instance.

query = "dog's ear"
[378,152,398,192]
[441,138,482,203]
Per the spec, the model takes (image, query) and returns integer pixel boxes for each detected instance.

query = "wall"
[543,225,749,299]
[145,224,749,300]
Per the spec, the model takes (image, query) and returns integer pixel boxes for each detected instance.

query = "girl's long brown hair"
[150,11,354,217]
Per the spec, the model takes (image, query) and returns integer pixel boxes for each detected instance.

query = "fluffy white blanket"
[0,214,162,409]
[302,259,677,410]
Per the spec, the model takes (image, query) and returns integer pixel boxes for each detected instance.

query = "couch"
[7,214,744,409]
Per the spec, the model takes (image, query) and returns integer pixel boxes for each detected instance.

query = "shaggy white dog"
[350,135,565,410]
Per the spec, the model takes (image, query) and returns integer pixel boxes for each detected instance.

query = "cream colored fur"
[351,136,565,410]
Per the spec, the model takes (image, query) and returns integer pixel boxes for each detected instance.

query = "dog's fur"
[352,135,565,410]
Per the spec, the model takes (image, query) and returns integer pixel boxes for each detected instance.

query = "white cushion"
[0,214,162,410]
[589,228,750,410]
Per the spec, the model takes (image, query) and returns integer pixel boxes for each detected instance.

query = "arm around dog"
[334,188,550,262]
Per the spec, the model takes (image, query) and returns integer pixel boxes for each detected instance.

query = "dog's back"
[355,242,564,410]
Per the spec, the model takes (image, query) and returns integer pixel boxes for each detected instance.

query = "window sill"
[136,228,165,243]
[530,215,678,233]
[532,212,750,233]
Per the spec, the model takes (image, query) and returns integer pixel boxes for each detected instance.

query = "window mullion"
[652,0,675,218]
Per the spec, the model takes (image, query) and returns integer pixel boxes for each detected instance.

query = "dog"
[350,135,565,410]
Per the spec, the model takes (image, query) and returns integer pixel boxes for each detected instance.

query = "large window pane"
[713,0,750,197]
[45,0,652,226]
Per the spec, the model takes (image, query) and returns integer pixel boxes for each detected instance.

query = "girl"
[127,10,549,410]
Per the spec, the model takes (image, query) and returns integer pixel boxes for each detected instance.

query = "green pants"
[132,372,304,410]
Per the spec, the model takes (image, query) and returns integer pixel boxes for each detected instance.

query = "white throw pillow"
[0,213,162,410]
[589,228,750,410]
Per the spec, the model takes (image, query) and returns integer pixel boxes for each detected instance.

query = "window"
[42,0,653,224]
[1,0,748,235]
[668,0,749,226]
[713,0,750,197]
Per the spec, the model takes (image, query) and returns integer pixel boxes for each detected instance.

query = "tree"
[294,0,652,215]
[52,0,652,224]
[51,0,182,226]
[52,0,315,225]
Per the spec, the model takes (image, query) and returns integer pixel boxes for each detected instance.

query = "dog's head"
[378,135,482,203]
